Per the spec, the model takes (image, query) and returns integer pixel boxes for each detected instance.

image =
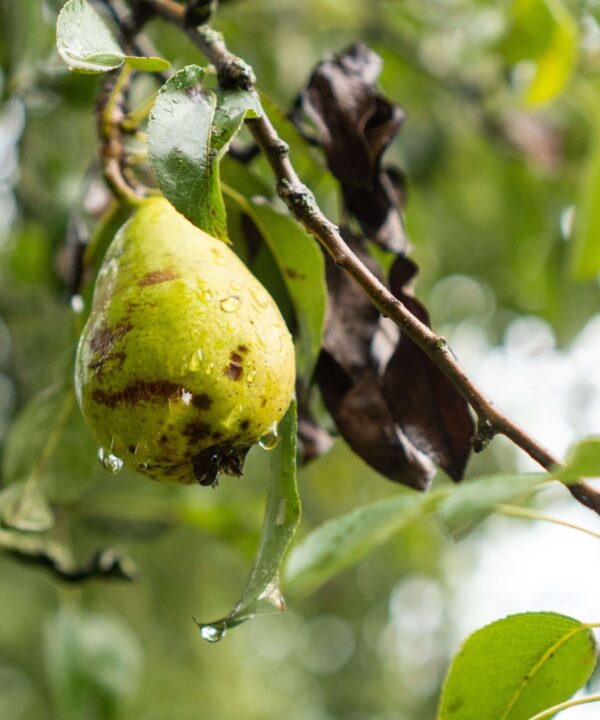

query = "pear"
[75,196,295,486]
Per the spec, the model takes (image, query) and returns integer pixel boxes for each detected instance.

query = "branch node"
[472,419,496,453]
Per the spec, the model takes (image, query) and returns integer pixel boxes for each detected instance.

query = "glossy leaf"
[437,612,597,720]
[195,400,300,642]
[284,490,441,597]
[439,473,545,538]
[56,0,169,74]
[553,436,600,481]
[148,66,261,240]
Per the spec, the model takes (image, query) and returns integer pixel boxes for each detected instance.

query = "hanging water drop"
[200,622,227,643]
[259,421,279,450]
[98,447,123,474]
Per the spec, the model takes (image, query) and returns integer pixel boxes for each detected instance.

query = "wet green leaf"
[195,400,300,642]
[148,66,261,240]
[439,473,545,538]
[438,612,597,720]
[284,490,440,597]
[56,0,169,74]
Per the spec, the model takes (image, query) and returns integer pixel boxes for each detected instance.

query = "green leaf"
[56,0,124,73]
[195,400,301,642]
[56,0,169,74]
[439,473,545,538]
[571,122,600,279]
[553,436,600,481]
[284,491,440,598]
[148,66,261,240]
[225,190,326,385]
[504,0,578,107]
[437,612,597,720]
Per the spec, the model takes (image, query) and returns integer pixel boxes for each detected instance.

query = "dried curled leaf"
[292,43,407,252]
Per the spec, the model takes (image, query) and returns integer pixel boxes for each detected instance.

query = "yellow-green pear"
[75,196,295,486]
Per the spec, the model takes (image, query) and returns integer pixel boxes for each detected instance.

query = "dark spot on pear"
[230,351,243,364]
[183,421,211,440]
[138,268,180,286]
[92,380,185,408]
[225,362,243,381]
[240,420,250,431]
[261,397,267,407]
[237,345,249,354]
[192,393,212,410]
[90,323,132,357]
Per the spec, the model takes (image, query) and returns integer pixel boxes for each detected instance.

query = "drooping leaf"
[56,0,169,74]
[195,401,300,642]
[437,612,597,720]
[553,436,600,482]
[503,0,578,107]
[439,472,545,538]
[148,66,261,240]
[291,43,407,251]
[383,256,475,481]
[316,233,436,490]
[284,490,442,597]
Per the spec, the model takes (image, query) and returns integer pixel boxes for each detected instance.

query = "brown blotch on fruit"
[237,344,249,354]
[240,420,250,431]
[91,380,186,408]
[90,323,132,357]
[225,362,243,381]
[192,393,212,410]
[138,268,180,286]
[183,421,211,440]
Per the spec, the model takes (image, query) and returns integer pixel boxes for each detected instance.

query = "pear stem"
[130,0,600,516]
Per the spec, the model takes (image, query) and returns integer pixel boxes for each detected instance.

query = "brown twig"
[139,0,600,515]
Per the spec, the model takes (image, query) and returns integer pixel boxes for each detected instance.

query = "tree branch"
[141,0,600,515]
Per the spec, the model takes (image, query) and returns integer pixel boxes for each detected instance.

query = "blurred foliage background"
[3,1,600,719]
